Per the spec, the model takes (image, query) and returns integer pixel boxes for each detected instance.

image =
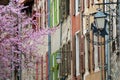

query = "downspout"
[104,0,111,80]
[48,0,51,80]
[103,0,109,80]
[108,0,111,79]
[59,0,62,79]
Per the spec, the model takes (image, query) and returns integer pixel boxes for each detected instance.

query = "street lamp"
[94,10,107,30]
[56,53,62,64]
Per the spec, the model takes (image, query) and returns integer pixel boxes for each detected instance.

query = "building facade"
[70,0,84,80]
[82,0,106,80]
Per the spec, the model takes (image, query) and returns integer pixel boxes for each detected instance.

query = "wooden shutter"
[44,1,46,28]
[0,0,9,5]
[98,36,100,66]
[90,31,94,72]
[45,53,48,80]
[41,56,43,80]
[36,61,38,80]
[66,0,70,16]
[92,32,95,70]
[62,45,65,76]
[78,0,80,12]
[73,35,76,76]
[32,11,37,31]
[112,41,115,52]
[68,42,71,74]
[86,0,90,8]
[87,34,90,71]
[39,8,41,29]
[80,35,85,73]
[72,0,75,15]
[61,0,66,20]
[64,44,67,74]
[81,0,84,12]
[91,0,94,5]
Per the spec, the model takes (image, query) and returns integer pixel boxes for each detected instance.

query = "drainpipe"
[48,0,51,80]
[104,0,111,80]
[59,1,62,79]
[103,0,109,80]
[108,0,112,79]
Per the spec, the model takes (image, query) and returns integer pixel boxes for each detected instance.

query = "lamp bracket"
[95,2,120,5]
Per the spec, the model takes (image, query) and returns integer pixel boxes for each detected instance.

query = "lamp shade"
[94,11,107,29]
[56,53,61,64]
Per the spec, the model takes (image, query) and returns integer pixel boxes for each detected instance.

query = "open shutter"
[86,0,90,8]
[98,37,100,66]
[87,33,91,71]
[92,32,95,70]
[80,35,85,73]
[41,56,43,80]
[91,0,94,5]
[81,0,84,12]
[32,11,37,31]
[45,53,48,80]
[72,0,75,15]
[73,35,76,76]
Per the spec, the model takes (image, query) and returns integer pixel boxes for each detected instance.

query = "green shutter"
[50,54,53,79]
[51,52,59,80]
[54,0,57,25]
[50,1,53,27]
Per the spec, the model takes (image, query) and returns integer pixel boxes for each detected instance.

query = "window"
[112,41,116,52]
[75,0,80,15]
[60,0,70,21]
[60,42,71,77]
[0,0,9,5]
[75,32,80,76]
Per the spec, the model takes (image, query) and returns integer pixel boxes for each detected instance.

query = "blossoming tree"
[0,0,56,79]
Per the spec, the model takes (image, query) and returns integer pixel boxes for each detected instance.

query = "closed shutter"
[68,42,71,74]
[61,0,66,20]
[66,43,69,75]
[61,45,65,76]
[64,44,67,74]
